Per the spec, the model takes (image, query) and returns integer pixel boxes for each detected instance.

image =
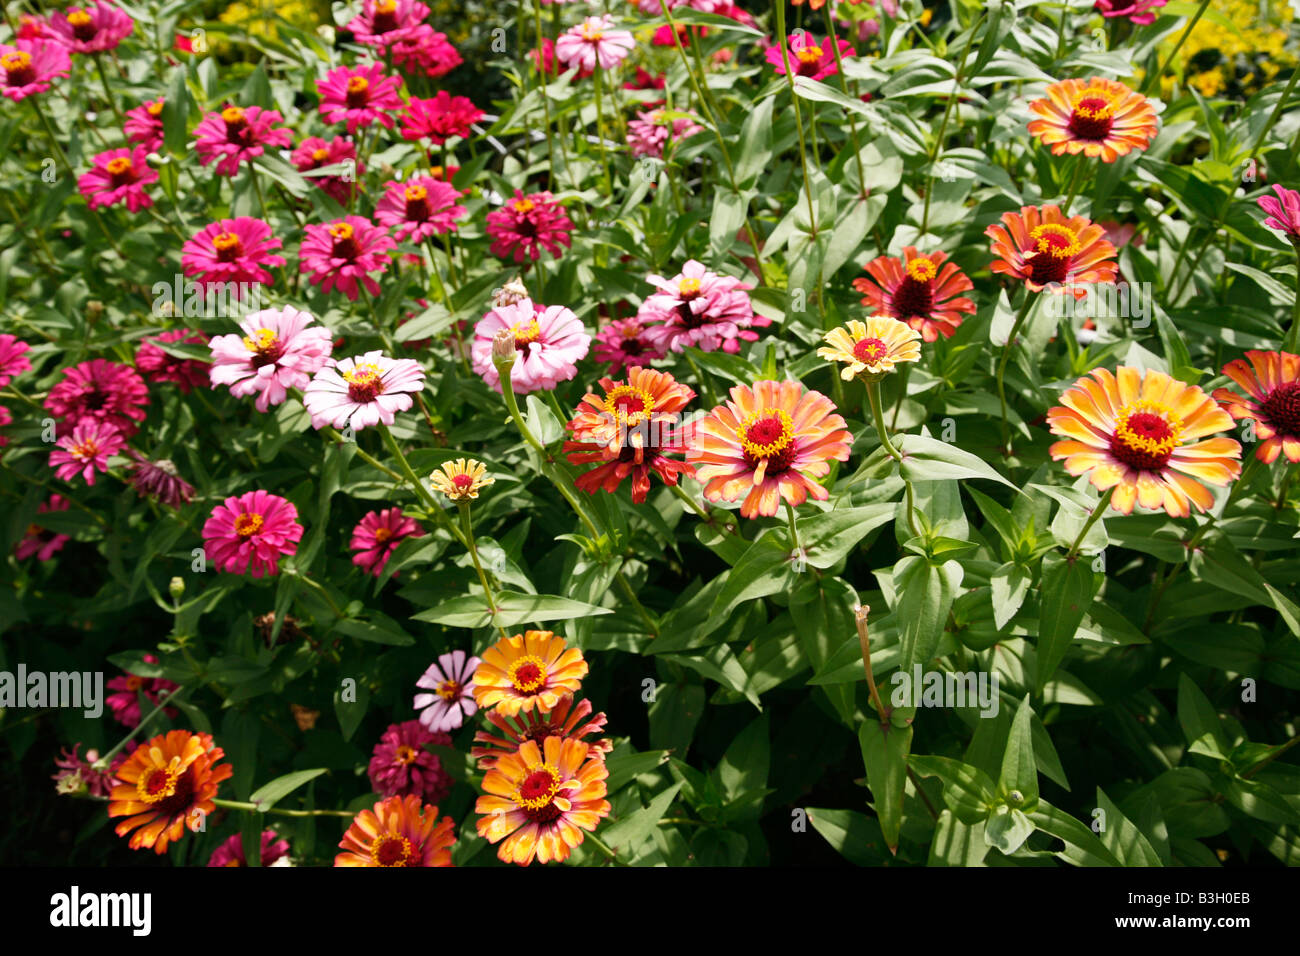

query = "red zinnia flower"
[986,204,1118,296]
[1213,350,1300,464]
[106,655,180,728]
[374,176,466,243]
[851,247,976,342]
[135,328,211,392]
[44,358,149,438]
[335,793,456,867]
[47,2,133,54]
[350,507,424,576]
[124,97,165,152]
[15,495,71,561]
[592,317,667,374]
[485,190,574,263]
[765,32,853,81]
[126,452,196,508]
[472,694,611,770]
[345,0,431,49]
[49,419,124,485]
[400,91,484,146]
[78,146,157,212]
[390,26,462,78]
[181,217,285,290]
[207,829,292,867]
[292,136,363,206]
[108,730,232,854]
[367,720,453,804]
[1,39,71,101]
[0,333,32,386]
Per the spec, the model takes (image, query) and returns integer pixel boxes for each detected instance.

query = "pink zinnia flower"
[532,36,592,80]
[0,334,32,386]
[181,217,285,290]
[627,108,703,159]
[1094,0,1167,25]
[135,328,211,392]
[106,656,180,728]
[78,146,157,212]
[0,406,11,448]
[638,260,769,354]
[193,105,292,178]
[391,26,462,78]
[485,190,574,263]
[350,507,424,576]
[317,62,403,135]
[53,744,129,797]
[16,14,48,40]
[124,96,165,152]
[208,306,334,412]
[302,351,425,431]
[207,830,292,867]
[593,317,667,374]
[49,419,124,485]
[1259,185,1300,243]
[400,91,484,146]
[345,0,430,48]
[14,495,71,561]
[472,298,590,394]
[415,650,481,733]
[374,176,466,242]
[126,452,195,508]
[202,490,304,577]
[46,2,134,54]
[367,720,453,804]
[1,39,71,101]
[556,15,635,71]
[298,216,395,301]
[765,32,853,81]
[292,136,363,206]
[44,358,149,437]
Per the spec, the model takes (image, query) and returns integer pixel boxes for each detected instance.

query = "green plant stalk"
[996,292,1038,451]
[29,97,124,256]
[853,604,889,722]
[1287,246,1300,352]
[784,499,803,557]
[773,0,819,239]
[376,423,468,547]
[822,6,869,197]
[670,481,712,522]
[1060,153,1089,214]
[1140,0,1211,96]
[460,501,510,639]
[1065,487,1114,561]
[533,0,559,191]
[920,10,988,235]
[212,798,354,818]
[93,53,125,125]
[592,66,614,198]
[91,684,188,770]
[865,377,903,462]
[1248,63,1300,160]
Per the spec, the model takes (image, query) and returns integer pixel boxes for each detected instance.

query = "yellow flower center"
[1072,89,1117,122]
[905,258,938,282]
[739,408,795,459]
[347,75,369,94]
[222,105,245,125]
[212,231,242,258]
[1030,223,1081,259]
[373,527,393,543]
[394,745,418,765]
[507,655,548,694]
[330,221,355,241]
[369,833,412,867]
[312,147,330,162]
[512,318,541,348]
[71,438,99,459]
[796,46,824,64]
[234,513,264,537]
[579,22,604,41]
[147,99,165,117]
[374,0,397,12]
[243,327,279,354]
[678,277,702,297]
[2,51,32,74]
[343,363,386,402]
[436,679,461,701]
[67,10,93,28]
[404,184,428,202]
[513,198,536,214]
[105,157,133,177]
[1111,401,1183,470]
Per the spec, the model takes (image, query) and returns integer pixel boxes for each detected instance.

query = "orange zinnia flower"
[1212,350,1300,463]
[688,380,852,519]
[335,794,456,867]
[107,729,233,854]
[1047,367,1242,517]
[471,693,612,770]
[1027,77,1159,163]
[472,631,588,716]
[850,247,976,341]
[986,204,1118,297]
[475,736,610,866]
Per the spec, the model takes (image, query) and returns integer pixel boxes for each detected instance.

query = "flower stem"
[1065,487,1114,561]
[1140,0,1211,96]
[773,1,818,238]
[91,684,188,770]
[784,499,803,558]
[920,10,987,236]
[1060,153,1088,215]
[996,293,1038,452]
[460,501,510,639]
[376,423,467,547]
[93,53,125,125]
[212,798,354,818]
[1287,247,1300,353]
[865,378,902,462]
[854,605,889,722]
[592,66,613,196]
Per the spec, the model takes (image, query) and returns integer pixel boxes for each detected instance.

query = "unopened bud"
[145,152,168,168]
[169,576,185,599]
[491,328,517,370]
[85,300,105,322]
[492,276,529,309]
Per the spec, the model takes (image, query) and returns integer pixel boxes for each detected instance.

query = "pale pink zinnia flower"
[202,490,304,577]
[472,298,591,394]
[638,260,770,354]
[415,650,481,733]
[193,105,293,178]
[374,176,466,243]
[106,655,179,728]
[302,351,425,431]
[124,96,165,151]
[556,15,635,71]
[298,216,395,301]
[181,217,286,290]
[207,306,334,412]
[350,507,424,576]
[593,317,667,374]
[44,358,149,437]
[0,334,32,386]
[627,108,703,158]
[49,419,124,485]
[485,190,574,263]
[0,39,71,101]
[292,136,363,206]
[207,830,292,867]
[78,146,157,212]
[316,62,403,135]
[367,720,453,803]
[135,328,211,392]
[46,2,134,54]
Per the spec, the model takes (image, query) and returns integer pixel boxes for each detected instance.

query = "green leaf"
[249,768,328,812]
[909,755,997,825]
[984,806,1034,855]
[334,677,369,743]
[718,714,770,809]
[1028,800,1123,866]
[1176,673,1230,758]
[1036,552,1100,691]
[332,613,415,646]
[602,782,684,860]
[1096,788,1163,866]
[897,434,1016,489]
[990,562,1032,630]
[860,719,913,852]
[410,591,613,629]
[893,556,963,670]
[807,808,890,866]
[999,696,1039,811]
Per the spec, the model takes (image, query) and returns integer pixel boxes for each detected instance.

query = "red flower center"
[1,51,34,86]
[516,765,564,822]
[370,834,412,867]
[1109,403,1181,472]
[1260,381,1300,437]
[125,675,144,692]
[234,512,264,537]
[345,75,370,108]
[329,221,361,258]
[740,409,797,476]
[451,473,474,491]
[105,156,135,187]
[222,106,248,141]
[403,184,431,221]
[508,655,547,693]
[212,231,243,262]
[1068,93,1116,142]
[243,327,284,367]
[852,337,890,365]
[1027,224,1081,285]
[343,363,386,403]
[436,679,461,701]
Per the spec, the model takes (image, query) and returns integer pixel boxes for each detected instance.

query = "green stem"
[376,423,468,547]
[865,378,902,462]
[212,798,354,818]
[773,1,818,238]
[460,501,510,639]
[1140,0,1211,96]
[996,293,1038,452]
[921,10,987,236]
[1065,487,1114,561]
[91,684,188,770]
[94,54,125,125]
[1061,154,1088,214]
[822,6,869,198]
[1241,733,1300,779]
[1287,247,1300,352]
[784,499,803,559]
[592,66,613,197]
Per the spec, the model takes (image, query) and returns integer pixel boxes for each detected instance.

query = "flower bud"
[169,576,185,599]
[492,276,529,309]
[491,328,517,371]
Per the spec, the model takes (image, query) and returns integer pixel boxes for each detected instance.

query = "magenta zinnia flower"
[14,495,71,561]
[207,306,334,412]
[44,358,149,437]
[53,744,129,797]
[1,39,71,101]
[46,2,133,54]
[207,830,292,867]
[126,452,195,508]
[637,260,769,354]
[350,507,424,576]
[302,351,425,431]
[202,490,304,577]
[374,176,466,242]
[628,108,703,159]
[593,317,667,374]
[391,26,462,78]
[49,419,124,485]
[0,334,32,387]
[472,298,591,393]
[292,136,363,206]
[79,146,157,212]
[399,91,484,146]
[1259,185,1300,244]
[181,217,285,290]
[556,15,635,71]
[298,216,395,300]
[1094,0,1167,25]
[765,32,853,81]
[367,720,453,804]
[124,96,165,151]
[106,656,179,729]
[345,0,430,49]
[415,650,481,733]
[193,105,292,178]
[0,406,11,448]
[317,62,403,135]
[135,328,211,392]
[485,190,574,263]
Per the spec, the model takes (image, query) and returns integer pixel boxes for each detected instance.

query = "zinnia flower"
[0,333,32,386]
[15,495,70,561]
[0,406,11,448]
[1027,77,1159,162]
[475,736,610,866]
[0,39,71,100]
[429,458,494,500]
[986,204,1118,296]
[627,108,703,159]
[207,829,292,867]
[108,730,232,854]
[1047,366,1242,517]
[1258,185,1300,244]
[1213,350,1300,464]
[292,136,362,205]
[47,2,133,53]
[124,96,165,151]
[472,693,611,770]
[555,15,635,72]
[472,631,588,717]
[400,91,484,146]
[106,656,180,728]
[181,217,286,290]
[415,650,481,733]
[135,328,211,392]
[532,36,592,80]
[302,351,425,431]
[471,298,590,393]
[53,744,128,797]
[688,380,853,519]
[193,105,292,178]
[126,452,195,508]
[485,190,574,263]
[818,316,923,381]
[850,248,976,341]
[207,306,334,412]
[345,0,431,49]
[563,365,697,503]
[202,490,304,577]
[317,62,403,135]
[335,793,456,867]
[44,358,149,437]
[350,507,424,576]
[298,216,395,300]
[637,260,769,354]
[593,317,667,374]
[367,720,453,804]
[49,418,124,485]
[374,176,466,242]
[78,146,157,212]
[390,26,462,77]
[765,32,853,81]
[1094,0,1167,25]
